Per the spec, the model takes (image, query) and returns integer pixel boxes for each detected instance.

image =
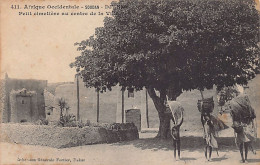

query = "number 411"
[11,5,20,9]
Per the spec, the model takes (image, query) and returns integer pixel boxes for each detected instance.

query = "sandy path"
[1,133,259,165]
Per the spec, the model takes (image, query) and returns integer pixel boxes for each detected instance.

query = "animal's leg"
[240,143,245,163]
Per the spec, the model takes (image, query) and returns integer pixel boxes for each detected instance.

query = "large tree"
[71,0,259,139]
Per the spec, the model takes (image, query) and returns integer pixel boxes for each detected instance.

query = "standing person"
[242,87,257,156]
[166,100,184,161]
[198,96,219,161]
[224,90,257,163]
[232,113,256,163]
[202,113,218,161]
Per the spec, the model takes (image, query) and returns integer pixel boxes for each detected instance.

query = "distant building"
[9,88,38,122]
[1,74,47,123]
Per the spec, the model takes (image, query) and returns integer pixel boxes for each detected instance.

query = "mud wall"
[1,123,139,148]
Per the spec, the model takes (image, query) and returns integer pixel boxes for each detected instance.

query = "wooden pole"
[97,90,100,122]
[146,89,149,128]
[122,90,124,123]
[76,75,80,121]
[200,90,204,100]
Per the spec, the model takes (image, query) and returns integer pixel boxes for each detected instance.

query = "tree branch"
[147,87,165,113]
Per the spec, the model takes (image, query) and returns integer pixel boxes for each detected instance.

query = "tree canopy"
[71,0,259,95]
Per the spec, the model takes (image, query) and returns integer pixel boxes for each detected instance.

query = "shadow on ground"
[181,157,197,161]
[112,136,260,152]
[211,156,228,162]
[247,159,260,163]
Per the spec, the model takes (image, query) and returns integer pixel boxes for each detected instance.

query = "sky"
[1,0,112,83]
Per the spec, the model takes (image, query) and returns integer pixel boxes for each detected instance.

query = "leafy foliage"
[59,114,77,127]
[71,0,260,138]
[57,98,70,117]
[217,86,240,106]
[57,98,71,126]
[71,0,259,94]
[38,117,49,125]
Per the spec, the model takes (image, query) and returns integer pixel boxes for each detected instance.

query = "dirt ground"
[1,133,260,165]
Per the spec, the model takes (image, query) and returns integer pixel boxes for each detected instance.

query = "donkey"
[166,100,184,161]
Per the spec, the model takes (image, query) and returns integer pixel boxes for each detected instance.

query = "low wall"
[0,123,139,148]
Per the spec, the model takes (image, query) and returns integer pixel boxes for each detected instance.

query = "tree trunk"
[146,89,149,128]
[147,87,172,139]
[157,112,172,139]
[97,90,100,122]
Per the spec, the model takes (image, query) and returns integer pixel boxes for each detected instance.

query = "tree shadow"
[217,137,260,152]
[112,136,204,152]
[181,157,197,161]
[247,159,260,163]
[111,136,260,152]
[211,156,228,162]
[112,137,175,151]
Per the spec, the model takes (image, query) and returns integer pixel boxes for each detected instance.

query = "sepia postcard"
[0,0,260,165]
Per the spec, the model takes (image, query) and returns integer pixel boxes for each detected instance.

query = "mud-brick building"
[1,74,47,123]
[9,88,38,122]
